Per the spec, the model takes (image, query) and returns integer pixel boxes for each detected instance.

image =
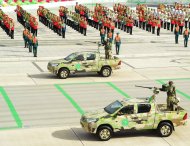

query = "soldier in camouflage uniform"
[162,81,177,110]
[104,39,112,59]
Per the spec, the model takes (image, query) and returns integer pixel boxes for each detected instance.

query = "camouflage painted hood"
[49,59,69,64]
[84,109,108,119]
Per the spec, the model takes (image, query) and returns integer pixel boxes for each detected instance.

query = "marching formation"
[0,9,14,39]
[15,5,38,36]
[1,2,190,58]
[37,6,66,38]
[14,5,39,57]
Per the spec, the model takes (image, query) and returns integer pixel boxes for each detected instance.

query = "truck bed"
[157,104,184,112]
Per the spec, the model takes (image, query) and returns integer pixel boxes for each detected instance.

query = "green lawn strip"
[0,87,22,128]
[106,82,131,99]
[54,84,84,115]
[156,80,190,100]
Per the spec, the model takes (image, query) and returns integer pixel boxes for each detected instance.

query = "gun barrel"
[135,85,153,89]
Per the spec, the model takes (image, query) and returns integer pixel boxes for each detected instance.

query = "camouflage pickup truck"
[47,51,121,79]
[80,95,187,141]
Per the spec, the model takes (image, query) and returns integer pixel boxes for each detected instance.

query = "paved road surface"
[0,80,190,146]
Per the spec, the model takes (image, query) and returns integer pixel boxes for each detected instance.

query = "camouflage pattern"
[47,51,121,75]
[80,95,187,134]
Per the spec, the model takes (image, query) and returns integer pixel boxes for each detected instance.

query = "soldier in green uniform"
[161,81,177,110]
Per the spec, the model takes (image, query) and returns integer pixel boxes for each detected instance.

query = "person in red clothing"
[57,20,62,36]
[10,19,14,39]
[93,13,98,29]
[110,21,115,34]
[178,18,184,35]
[152,18,156,34]
[15,5,21,22]
[148,17,152,32]
[30,16,34,34]
[83,18,87,36]
[171,17,175,32]
[157,19,161,36]
[128,17,133,35]
[59,6,64,21]
[33,19,38,37]
[37,6,43,22]
[80,17,84,34]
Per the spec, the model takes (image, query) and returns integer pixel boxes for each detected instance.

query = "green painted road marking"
[156,80,190,100]
[157,78,190,81]
[57,82,106,86]
[0,87,22,128]
[55,84,84,115]
[0,126,19,131]
[106,82,131,98]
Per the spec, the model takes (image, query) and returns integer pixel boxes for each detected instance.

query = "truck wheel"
[158,122,173,137]
[97,126,112,141]
[101,67,112,77]
[58,68,69,79]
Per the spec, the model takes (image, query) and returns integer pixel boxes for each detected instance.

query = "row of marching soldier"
[0,9,14,39]
[37,6,66,38]
[15,5,38,36]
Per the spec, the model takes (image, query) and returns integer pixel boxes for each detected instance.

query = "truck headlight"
[86,118,98,123]
[51,63,59,67]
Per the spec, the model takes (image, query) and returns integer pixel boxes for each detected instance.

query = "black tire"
[158,122,173,137]
[100,67,112,77]
[97,126,112,141]
[58,68,70,79]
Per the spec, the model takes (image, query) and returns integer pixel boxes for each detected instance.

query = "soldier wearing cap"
[114,32,121,55]
[166,81,177,110]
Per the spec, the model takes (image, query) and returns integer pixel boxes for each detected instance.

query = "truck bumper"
[47,66,58,74]
[80,120,96,134]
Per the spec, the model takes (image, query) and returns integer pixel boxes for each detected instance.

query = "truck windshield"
[64,53,77,61]
[104,100,123,114]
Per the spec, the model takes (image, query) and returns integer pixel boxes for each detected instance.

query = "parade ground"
[0,1,190,146]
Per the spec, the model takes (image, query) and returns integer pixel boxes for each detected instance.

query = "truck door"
[133,103,154,129]
[72,54,85,72]
[83,53,98,72]
[114,105,136,131]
